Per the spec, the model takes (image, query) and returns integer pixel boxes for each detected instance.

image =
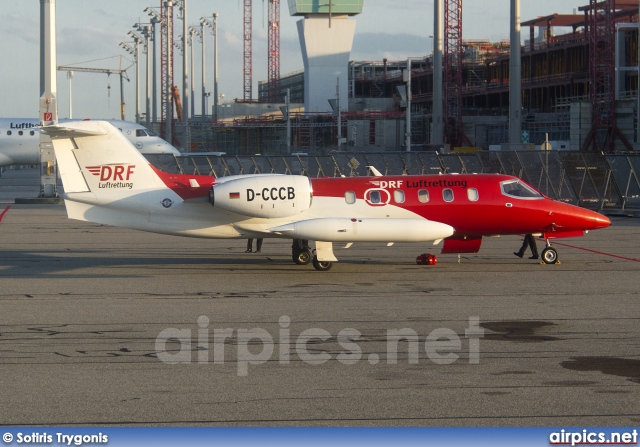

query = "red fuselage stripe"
[0,206,11,223]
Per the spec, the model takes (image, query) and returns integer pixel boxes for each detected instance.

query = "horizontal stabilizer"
[39,125,108,138]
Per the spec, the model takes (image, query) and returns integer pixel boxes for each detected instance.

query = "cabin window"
[500,179,543,199]
[30,131,35,136]
[369,190,382,204]
[393,190,405,204]
[467,188,479,202]
[18,131,23,136]
[443,188,454,202]
[418,189,429,203]
[345,191,356,204]
[6,131,11,136]
[136,129,148,137]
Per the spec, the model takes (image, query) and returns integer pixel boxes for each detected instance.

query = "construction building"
[182,0,640,155]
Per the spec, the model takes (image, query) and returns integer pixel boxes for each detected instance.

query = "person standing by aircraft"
[246,238,263,253]
[514,234,539,259]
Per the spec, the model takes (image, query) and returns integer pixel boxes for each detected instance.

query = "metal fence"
[144,151,640,211]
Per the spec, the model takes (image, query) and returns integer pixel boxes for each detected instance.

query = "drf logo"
[369,180,403,189]
[86,164,136,181]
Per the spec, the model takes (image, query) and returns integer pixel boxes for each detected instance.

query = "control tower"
[289,0,363,113]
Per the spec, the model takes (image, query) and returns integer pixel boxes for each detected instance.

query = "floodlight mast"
[200,15,217,121]
[135,22,153,128]
[39,0,58,198]
[120,41,136,121]
[175,0,189,123]
[188,26,200,118]
[144,8,162,123]
[128,30,144,123]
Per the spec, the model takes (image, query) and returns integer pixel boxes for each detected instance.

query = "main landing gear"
[292,239,312,265]
[292,239,334,271]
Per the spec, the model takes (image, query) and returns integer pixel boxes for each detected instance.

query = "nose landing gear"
[541,246,558,264]
[541,240,559,264]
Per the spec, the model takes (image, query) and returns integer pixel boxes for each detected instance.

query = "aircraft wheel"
[541,247,558,264]
[312,256,333,271]
[293,248,313,265]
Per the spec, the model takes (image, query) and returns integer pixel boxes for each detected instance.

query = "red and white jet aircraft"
[43,121,611,271]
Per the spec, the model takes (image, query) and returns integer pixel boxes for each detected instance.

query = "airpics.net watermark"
[155,316,484,376]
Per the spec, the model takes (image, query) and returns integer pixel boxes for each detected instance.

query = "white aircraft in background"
[0,118,180,167]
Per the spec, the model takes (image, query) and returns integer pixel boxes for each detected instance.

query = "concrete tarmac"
[1,169,640,426]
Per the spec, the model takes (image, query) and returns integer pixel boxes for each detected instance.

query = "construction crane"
[443,0,465,148]
[244,0,253,100]
[57,64,131,120]
[267,0,280,103]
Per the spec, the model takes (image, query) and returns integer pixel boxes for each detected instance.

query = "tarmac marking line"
[550,240,640,263]
[0,206,11,223]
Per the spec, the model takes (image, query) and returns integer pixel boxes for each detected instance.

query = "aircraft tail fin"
[41,120,163,194]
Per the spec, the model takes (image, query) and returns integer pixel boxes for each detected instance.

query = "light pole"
[200,15,218,122]
[188,26,200,119]
[163,0,174,143]
[67,70,73,118]
[337,77,342,149]
[213,13,219,122]
[135,23,153,128]
[199,17,207,121]
[405,58,412,151]
[175,0,189,123]
[128,30,144,124]
[119,41,136,121]
[144,7,163,124]
[285,89,291,152]
[432,0,443,146]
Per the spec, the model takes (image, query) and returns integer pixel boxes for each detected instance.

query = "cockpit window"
[146,129,158,136]
[500,180,543,199]
[136,129,148,137]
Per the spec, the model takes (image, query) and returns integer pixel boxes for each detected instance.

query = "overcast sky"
[1,0,588,120]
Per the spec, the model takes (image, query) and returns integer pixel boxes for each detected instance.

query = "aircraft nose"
[592,212,611,229]
[551,203,611,232]
[578,208,611,230]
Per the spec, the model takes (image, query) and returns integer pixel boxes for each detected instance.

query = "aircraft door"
[364,188,390,206]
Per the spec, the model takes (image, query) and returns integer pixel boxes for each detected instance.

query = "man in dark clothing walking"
[514,234,539,259]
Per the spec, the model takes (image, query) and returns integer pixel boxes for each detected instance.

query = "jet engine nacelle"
[210,175,313,218]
